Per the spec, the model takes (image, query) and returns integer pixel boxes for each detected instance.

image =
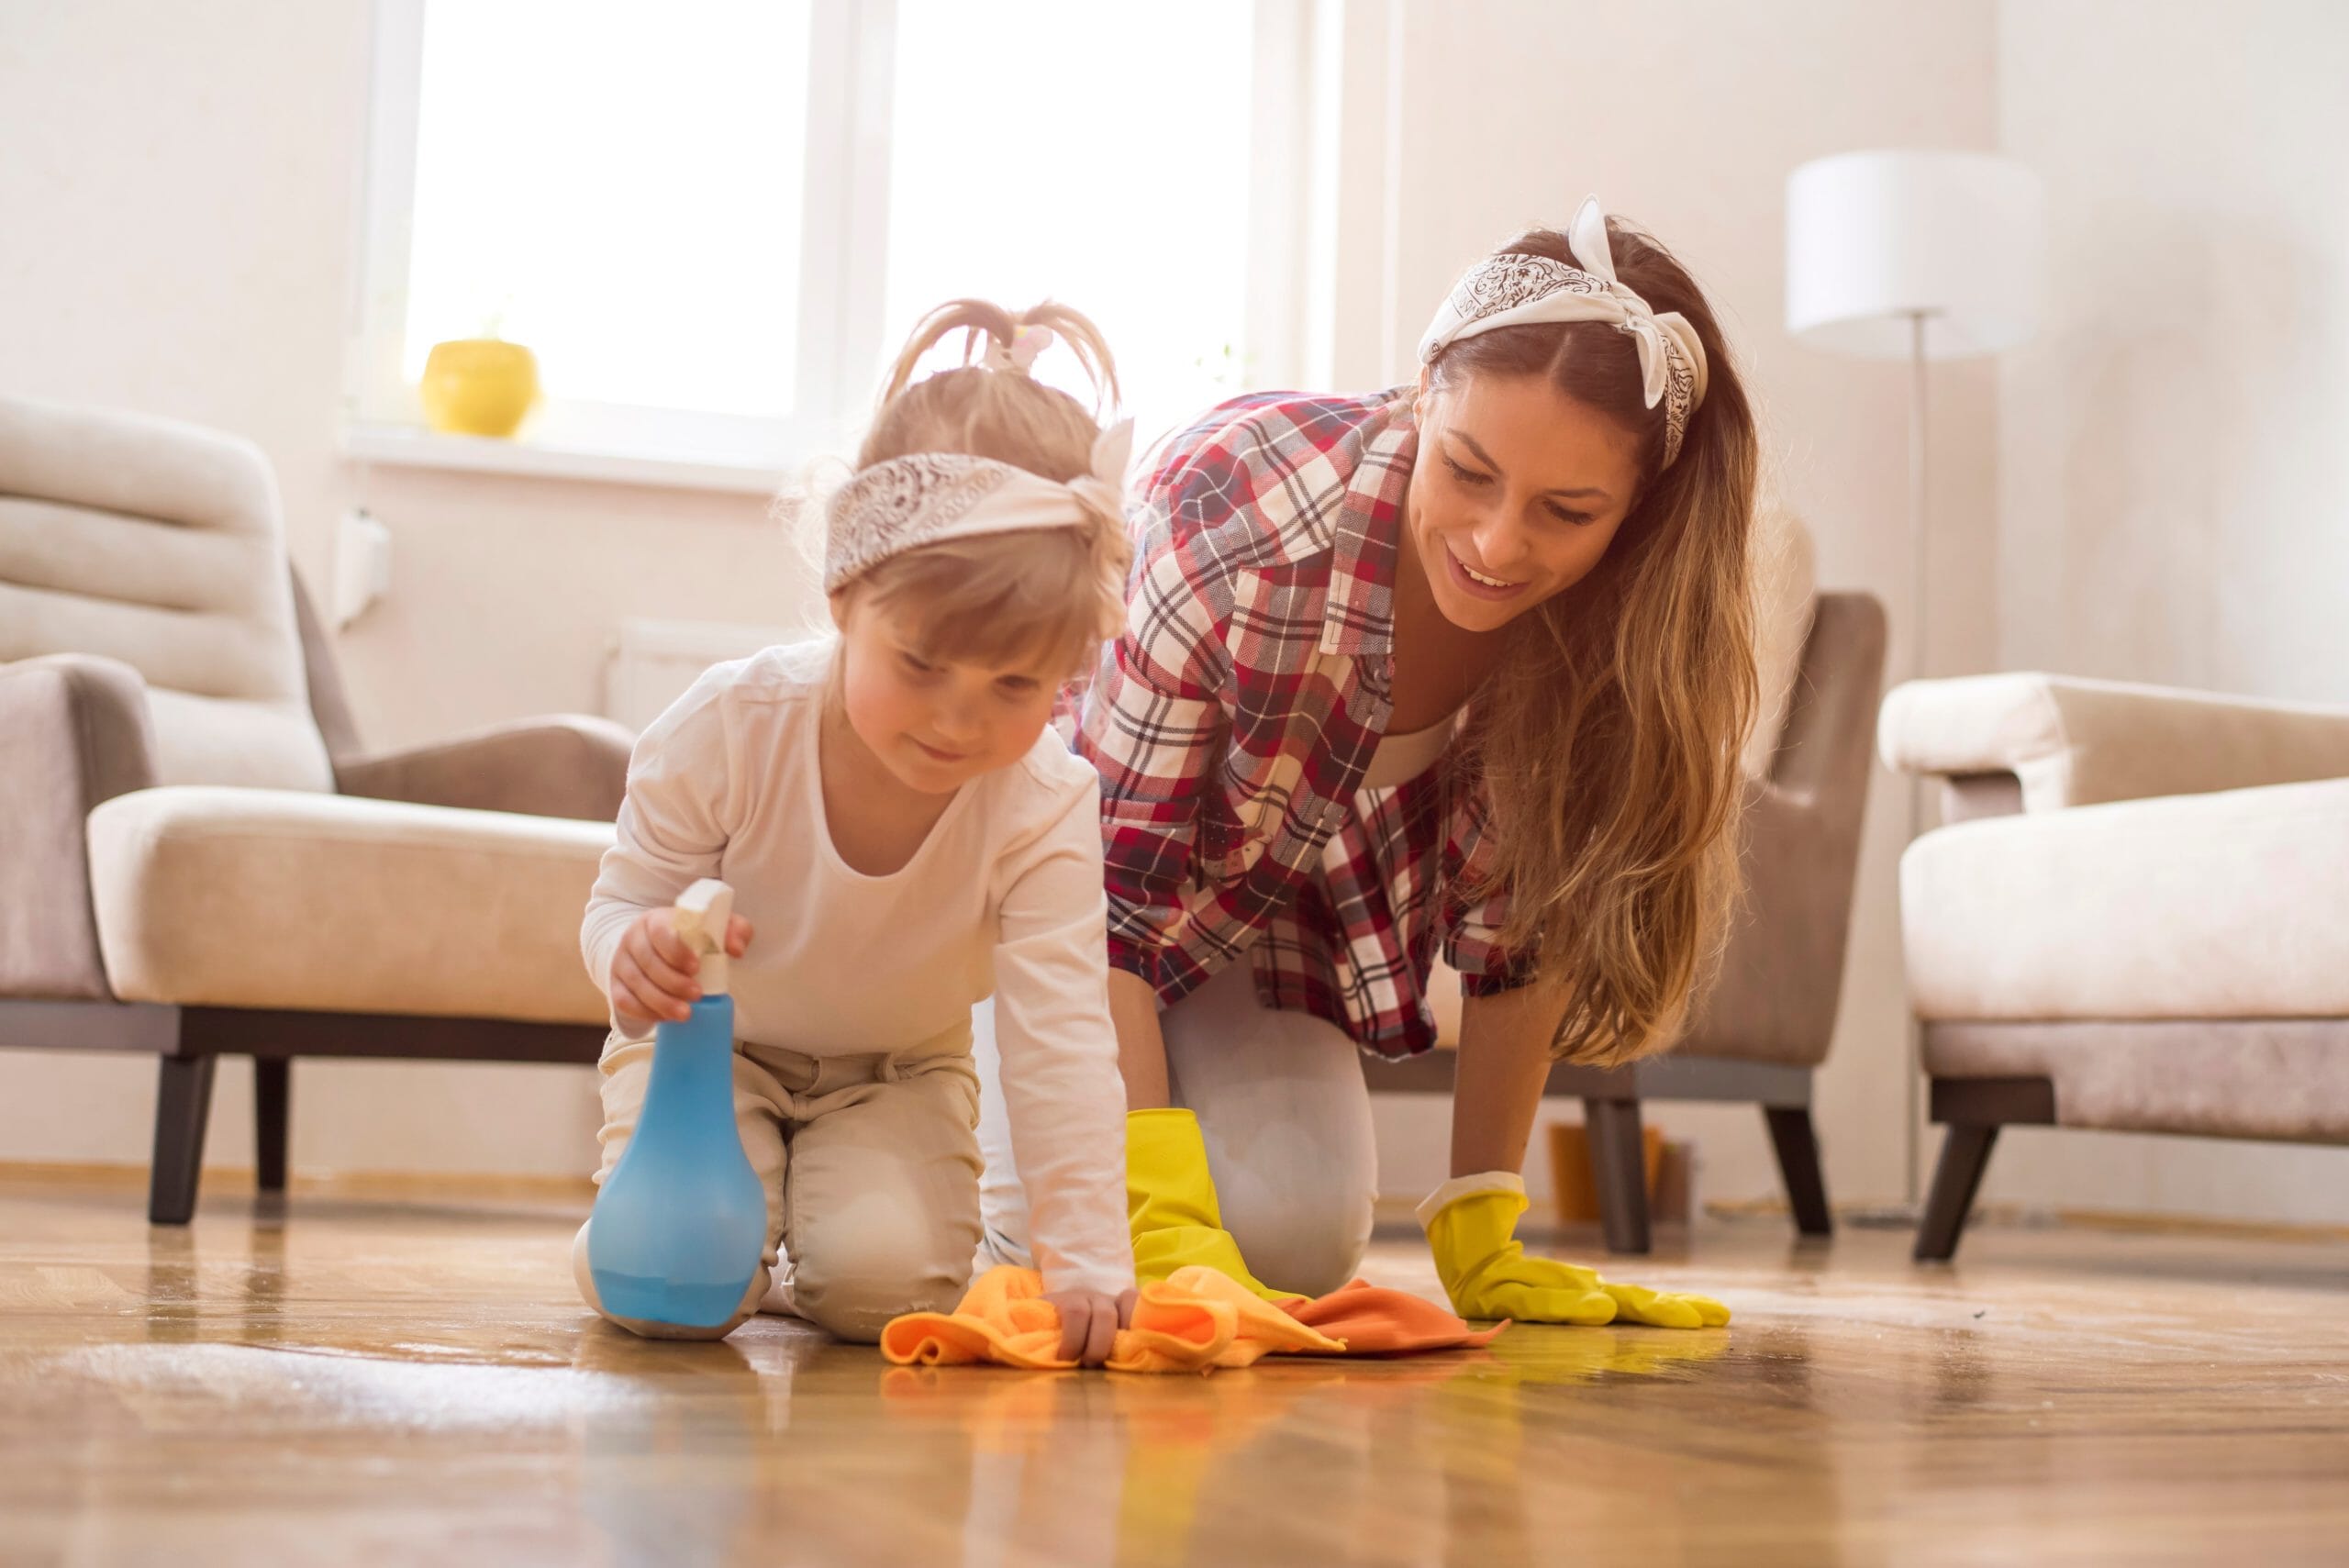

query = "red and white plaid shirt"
[1072,387,1531,1060]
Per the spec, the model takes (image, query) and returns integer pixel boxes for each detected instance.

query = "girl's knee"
[790,1215,971,1342]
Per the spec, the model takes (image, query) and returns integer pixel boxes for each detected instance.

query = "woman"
[978,197,1753,1328]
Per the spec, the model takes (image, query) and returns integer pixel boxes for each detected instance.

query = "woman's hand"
[1042,1286,1139,1367]
[1437,986,1727,1327]
[608,906,753,1029]
[1422,1176,1729,1328]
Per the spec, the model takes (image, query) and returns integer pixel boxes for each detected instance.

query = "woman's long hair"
[1432,217,1758,1065]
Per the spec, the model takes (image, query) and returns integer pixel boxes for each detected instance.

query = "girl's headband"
[824,418,1135,605]
[1418,196,1709,468]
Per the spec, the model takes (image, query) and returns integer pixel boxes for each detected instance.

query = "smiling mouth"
[913,740,968,762]
[1445,543,1527,595]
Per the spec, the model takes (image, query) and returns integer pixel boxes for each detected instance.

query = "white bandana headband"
[824,418,1135,609]
[1418,196,1709,468]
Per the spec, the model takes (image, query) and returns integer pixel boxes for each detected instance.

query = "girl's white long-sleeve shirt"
[581,638,1133,1296]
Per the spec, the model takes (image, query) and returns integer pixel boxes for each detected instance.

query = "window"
[351,0,1314,484]
[883,0,1263,445]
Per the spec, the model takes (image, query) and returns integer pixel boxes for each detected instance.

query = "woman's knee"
[1171,1010,1381,1296]
[1218,1164,1377,1297]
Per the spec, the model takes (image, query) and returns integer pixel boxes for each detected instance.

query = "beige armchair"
[1879,673,2349,1259]
[1371,511,1888,1253]
[1,394,626,1221]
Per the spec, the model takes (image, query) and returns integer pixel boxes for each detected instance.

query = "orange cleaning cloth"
[1278,1278,1508,1355]
[880,1264,1340,1373]
[880,1265,1501,1374]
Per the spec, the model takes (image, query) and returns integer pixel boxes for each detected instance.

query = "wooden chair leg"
[1914,1123,2000,1262]
[255,1057,291,1193]
[1582,1096,1653,1255]
[1764,1104,1834,1238]
[150,1055,217,1225]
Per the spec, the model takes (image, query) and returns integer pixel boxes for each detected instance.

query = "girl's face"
[1406,370,1644,635]
[831,593,1065,795]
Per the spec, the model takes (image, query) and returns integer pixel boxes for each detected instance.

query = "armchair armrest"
[1878,673,2349,813]
[334,714,634,823]
[0,654,157,998]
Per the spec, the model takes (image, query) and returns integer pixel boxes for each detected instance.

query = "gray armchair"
[1,393,629,1221]
[1371,511,1887,1254]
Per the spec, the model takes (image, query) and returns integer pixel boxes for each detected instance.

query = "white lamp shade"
[1786,150,2043,360]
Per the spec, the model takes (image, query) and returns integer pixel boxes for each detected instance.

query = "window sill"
[341,424,791,495]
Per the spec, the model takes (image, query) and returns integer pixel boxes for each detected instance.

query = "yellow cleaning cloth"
[881,1264,1345,1373]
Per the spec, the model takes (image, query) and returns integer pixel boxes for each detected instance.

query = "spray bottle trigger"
[672,878,735,996]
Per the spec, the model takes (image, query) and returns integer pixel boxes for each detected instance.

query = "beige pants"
[574,1025,984,1343]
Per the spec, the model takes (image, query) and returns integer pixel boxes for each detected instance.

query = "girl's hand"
[609,907,754,1029]
[1042,1286,1138,1367]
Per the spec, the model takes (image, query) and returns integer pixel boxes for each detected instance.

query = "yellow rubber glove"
[1126,1108,1300,1301]
[1419,1173,1731,1329]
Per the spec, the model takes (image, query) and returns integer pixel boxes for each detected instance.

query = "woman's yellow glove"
[1418,1173,1730,1329]
[1126,1108,1300,1301]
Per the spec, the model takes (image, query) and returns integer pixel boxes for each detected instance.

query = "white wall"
[1983,0,2349,1226]
[6,0,1993,1215]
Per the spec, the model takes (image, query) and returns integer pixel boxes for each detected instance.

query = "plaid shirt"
[1073,387,1531,1060]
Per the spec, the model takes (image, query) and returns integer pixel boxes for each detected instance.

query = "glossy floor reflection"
[3,1172,2344,1566]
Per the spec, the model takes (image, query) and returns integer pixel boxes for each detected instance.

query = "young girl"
[574,301,1138,1362]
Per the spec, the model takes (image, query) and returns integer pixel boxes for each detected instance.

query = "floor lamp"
[1785,150,2044,1207]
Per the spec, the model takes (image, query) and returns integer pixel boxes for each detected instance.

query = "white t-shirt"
[582,637,1132,1294]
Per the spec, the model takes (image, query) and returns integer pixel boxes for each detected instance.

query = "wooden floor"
[3,1173,2344,1567]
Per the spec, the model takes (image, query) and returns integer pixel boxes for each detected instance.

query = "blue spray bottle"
[587,878,767,1329]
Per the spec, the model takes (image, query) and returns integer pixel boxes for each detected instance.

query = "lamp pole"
[1902,306,1932,1209]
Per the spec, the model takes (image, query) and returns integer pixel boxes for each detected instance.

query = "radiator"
[604,617,798,730]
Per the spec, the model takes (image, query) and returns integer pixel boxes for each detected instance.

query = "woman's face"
[1406,370,1644,634]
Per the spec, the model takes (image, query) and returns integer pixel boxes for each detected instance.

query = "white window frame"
[343,0,1320,494]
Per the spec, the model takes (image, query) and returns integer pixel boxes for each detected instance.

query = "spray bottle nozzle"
[672,878,735,997]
